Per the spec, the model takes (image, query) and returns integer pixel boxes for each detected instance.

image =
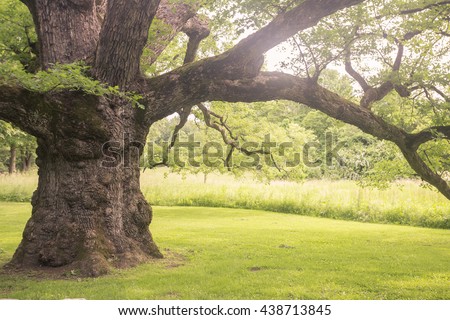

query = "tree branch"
[427,84,450,102]
[0,85,49,137]
[197,103,281,171]
[144,0,199,67]
[228,0,364,64]
[400,1,450,15]
[359,31,422,107]
[204,71,450,199]
[400,148,450,200]
[140,0,366,122]
[149,106,191,168]
[206,72,406,142]
[147,16,211,169]
[345,49,370,92]
[94,0,161,87]
[182,16,210,65]
[406,126,450,150]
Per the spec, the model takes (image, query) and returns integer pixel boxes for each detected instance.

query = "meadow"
[1,169,448,229]
[0,203,449,299]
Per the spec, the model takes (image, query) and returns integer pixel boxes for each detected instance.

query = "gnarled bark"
[5,93,162,276]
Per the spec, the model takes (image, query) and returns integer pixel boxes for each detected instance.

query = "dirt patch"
[249,266,269,272]
[160,249,187,269]
[164,291,182,299]
[279,244,296,249]
[0,248,188,280]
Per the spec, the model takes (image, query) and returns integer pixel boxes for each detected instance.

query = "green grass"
[0,202,449,299]
[1,169,449,228]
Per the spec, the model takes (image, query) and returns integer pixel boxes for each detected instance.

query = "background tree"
[0,0,448,276]
[0,121,36,174]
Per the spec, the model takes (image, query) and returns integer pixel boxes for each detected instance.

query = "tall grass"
[0,169,448,229]
[0,172,37,202]
[141,169,450,229]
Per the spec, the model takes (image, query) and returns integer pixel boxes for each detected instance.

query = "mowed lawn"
[0,202,449,299]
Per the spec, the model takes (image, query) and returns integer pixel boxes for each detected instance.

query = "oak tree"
[0,0,449,276]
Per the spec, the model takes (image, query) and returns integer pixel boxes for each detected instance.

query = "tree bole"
[6,96,162,276]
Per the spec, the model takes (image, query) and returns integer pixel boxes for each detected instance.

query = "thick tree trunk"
[8,145,17,174]
[7,95,162,276]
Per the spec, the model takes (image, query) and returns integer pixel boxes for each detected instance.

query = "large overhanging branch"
[142,0,366,122]
[227,0,365,68]
[205,72,450,200]
[207,72,406,143]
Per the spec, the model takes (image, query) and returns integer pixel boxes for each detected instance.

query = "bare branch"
[145,0,199,67]
[149,107,191,168]
[182,16,211,64]
[345,50,370,92]
[197,103,281,171]
[406,126,450,150]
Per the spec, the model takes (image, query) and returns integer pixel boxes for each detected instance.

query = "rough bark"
[23,0,103,67]
[0,85,50,138]
[6,94,162,276]
[94,0,161,87]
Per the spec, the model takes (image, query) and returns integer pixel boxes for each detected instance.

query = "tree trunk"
[21,151,33,172]
[8,145,16,174]
[7,96,162,276]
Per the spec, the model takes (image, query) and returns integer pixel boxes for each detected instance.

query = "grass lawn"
[0,202,449,299]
